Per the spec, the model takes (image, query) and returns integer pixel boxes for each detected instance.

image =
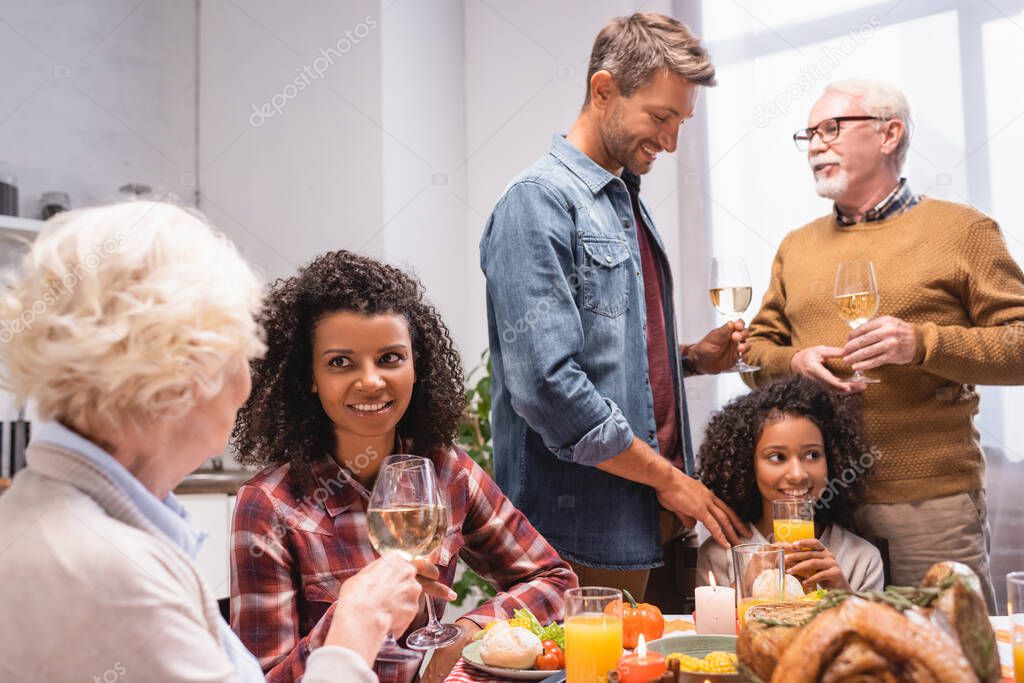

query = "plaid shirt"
[230,445,577,683]
[834,177,918,225]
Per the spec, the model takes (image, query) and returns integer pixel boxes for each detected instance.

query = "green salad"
[513,608,565,650]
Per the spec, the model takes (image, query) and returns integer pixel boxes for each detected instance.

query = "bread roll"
[479,621,543,669]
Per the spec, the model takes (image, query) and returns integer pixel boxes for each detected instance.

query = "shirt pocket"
[300,563,365,608]
[299,570,355,632]
[302,571,345,604]
[580,235,631,318]
[435,526,466,570]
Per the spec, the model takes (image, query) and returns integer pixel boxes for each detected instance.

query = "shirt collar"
[834,178,917,225]
[549,134,623,195]
[308,456,369,518]
[622,168,642,197]
[32,421,207,560]
[307,436,436,518]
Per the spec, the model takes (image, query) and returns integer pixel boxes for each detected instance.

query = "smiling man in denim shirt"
[481,13,750,597]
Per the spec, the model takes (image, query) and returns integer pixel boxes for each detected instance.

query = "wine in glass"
[834,261,881,384]
[709,256,760,373]
[365,457,445,663]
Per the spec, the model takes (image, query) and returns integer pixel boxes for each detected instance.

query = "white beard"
[814,169,849,199]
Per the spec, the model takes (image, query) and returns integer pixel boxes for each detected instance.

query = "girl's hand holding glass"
[780,538,850,592]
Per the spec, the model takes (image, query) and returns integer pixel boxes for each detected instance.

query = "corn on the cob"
[666,650,738,674]
[701,651,738,673]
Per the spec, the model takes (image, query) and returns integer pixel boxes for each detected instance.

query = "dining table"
[443,614,1019,683]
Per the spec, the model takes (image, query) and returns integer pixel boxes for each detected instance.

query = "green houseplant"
[452,350,498,606]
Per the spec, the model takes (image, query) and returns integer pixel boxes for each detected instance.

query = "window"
[694,0,1024,610]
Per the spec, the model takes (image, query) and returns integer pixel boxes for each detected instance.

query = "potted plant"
[453,350,498,606]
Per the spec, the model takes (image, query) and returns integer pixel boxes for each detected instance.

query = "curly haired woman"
[696,375,883,593]
[230,250,576,683]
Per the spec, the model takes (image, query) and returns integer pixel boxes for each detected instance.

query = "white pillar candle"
[695,573,736,635]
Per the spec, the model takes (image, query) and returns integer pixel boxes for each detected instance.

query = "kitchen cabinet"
[177,492,236,600]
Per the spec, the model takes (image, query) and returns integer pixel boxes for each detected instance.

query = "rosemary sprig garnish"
[810,575,966,617]
[751,616,797,627]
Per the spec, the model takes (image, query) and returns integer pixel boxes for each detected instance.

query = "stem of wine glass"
[736,316,746,366]
[423,593,441,631]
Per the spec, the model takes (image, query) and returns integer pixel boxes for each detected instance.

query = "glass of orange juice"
[772,498,815,543]
[1009,572,1024,683]
[565,587,623,683]
[731,543,785,627]
[773,498,816,591]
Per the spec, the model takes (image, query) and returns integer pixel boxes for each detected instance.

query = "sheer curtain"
[679,0,1024,610]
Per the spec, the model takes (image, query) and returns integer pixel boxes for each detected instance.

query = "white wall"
[0,0,197,217]
[198,0,384,284]
[198,0,474,360]
[381,0,473,356]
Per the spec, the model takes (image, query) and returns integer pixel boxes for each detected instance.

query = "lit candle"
[617,634,667,683]
[695,572,737,635]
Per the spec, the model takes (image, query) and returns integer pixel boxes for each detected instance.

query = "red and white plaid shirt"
[230,445,577,682]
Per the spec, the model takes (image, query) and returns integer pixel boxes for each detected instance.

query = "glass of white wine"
[366,456,462,652]
[709,256,760,373]
[404,472,462,650]
[834,260,882,384]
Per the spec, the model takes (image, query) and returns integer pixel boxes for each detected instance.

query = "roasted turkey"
[736,562,999,683]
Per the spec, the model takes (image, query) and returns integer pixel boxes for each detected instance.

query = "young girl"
[696,375,883,593]
[230,251,576,683]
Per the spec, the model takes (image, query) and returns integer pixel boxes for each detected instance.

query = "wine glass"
[404,467,462,650]
[834,261,881,384]
[365,456,445,663]
[709,256,760,373]
[368,456,463,651]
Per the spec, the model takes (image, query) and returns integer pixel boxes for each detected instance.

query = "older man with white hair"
[742,79,1024,610]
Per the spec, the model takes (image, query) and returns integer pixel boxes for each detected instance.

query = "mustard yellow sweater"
[744,198,1024,503]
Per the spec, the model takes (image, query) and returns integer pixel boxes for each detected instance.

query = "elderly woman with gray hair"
[0,202,431,681]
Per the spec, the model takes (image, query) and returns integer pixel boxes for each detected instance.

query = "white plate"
[460,640,561,681]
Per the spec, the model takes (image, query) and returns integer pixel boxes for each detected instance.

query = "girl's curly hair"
[232,250,466,479]
[697,375,873,529]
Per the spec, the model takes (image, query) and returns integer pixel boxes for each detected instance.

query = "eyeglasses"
[792,116,884,151]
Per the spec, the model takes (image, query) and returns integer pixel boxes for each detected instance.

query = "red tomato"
[535,640,565,670]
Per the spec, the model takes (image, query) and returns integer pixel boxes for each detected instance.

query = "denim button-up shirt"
[480,134,692,569]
